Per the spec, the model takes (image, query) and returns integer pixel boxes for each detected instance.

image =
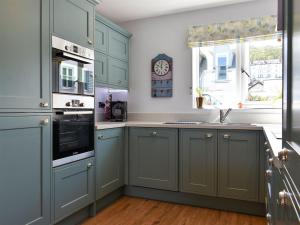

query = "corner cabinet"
[129,128,178,191]
[52,0,99,49]
[95,128,124,200]
[53,157,95,223]
[180,129,218,196]
[95,14,131,89]
[0,0,51,112]
[218,130,259,202]
[0,114,51,225]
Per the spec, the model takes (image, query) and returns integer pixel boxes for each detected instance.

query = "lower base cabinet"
[180,129,217,196]
[96,128,124,200]
[0,114,51,225]
[218,130,259,202]
[53,157,95,223]
[129,128,178,191]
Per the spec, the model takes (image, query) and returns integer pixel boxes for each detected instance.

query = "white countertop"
[95,121,264,130]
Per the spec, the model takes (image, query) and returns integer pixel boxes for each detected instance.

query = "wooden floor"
[83,197,266,225]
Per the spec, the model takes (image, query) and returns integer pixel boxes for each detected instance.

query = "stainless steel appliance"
[111,101,127,122]
[52,36,94,96]
[52,93,95,167]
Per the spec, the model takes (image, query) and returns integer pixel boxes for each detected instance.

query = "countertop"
[262,124,282,157]
[95,121,264,130]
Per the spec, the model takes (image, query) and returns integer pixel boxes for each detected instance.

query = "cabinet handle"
[266,148,271,153]
[266,213,272,223]
[264,141,269,146]
[151,131,158,136]
[279,190,290,206]
[278,148,290,162]
[206,133,213,138]
[87,163,92,168]
[265,169,272,178]
[40,102,49,108]
[88,40,93,45]
[118,80,122,84]
[268,157,274,166]
[40,118,49,126]
[223,134,230,139]
[98,135,104,140]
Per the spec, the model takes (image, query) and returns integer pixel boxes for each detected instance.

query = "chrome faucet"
[220,108,232,123]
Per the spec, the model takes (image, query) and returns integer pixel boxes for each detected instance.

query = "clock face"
[154,60,170,76]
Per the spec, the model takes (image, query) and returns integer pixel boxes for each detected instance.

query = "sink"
[164,121,204,125]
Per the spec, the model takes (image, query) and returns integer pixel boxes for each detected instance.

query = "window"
[193,38,282,109]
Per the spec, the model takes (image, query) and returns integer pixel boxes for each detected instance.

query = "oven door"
[53,110,94,167]
[52,51,94,96]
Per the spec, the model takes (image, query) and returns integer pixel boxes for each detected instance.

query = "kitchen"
[0,0,298,225]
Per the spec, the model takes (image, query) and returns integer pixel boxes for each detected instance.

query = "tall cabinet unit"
[0,0,51,112]
[94,14,131,89]
[0,1,52,225]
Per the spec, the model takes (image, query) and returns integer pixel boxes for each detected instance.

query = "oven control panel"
[53,93,94,109]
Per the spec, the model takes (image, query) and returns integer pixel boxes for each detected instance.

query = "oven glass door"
[53,112,94,161]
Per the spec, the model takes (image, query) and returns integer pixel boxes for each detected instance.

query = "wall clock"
[151,54,173,97]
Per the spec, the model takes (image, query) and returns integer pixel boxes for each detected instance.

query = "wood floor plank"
[82,197,266,225]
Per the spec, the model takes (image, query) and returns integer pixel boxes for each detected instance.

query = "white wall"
[121,0,278,115]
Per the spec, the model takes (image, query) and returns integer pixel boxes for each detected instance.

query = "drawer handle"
[40,118,49,126]
[278,148,290,161]
[266,213,272,222]
[266,148,271,153]
[151,131,158,136]
[268,157,274,166]
[206,133,213,138]
[98,135,104,140]
[223,134,230,139]
[264,141,269,146]
[279,190,290,206]
[87,163,92,168]
[40,102,49,108]
[88,40,93,45]
[118,80,122,84]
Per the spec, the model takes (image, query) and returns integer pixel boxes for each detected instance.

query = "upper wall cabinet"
[0,0,51,112]
[95,14,131,89]
[52,0,100,49]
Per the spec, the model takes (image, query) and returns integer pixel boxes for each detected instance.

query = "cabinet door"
[54,158,95,223]
[52,0,94,48]
[95,52,108,85]
[129,128,178,191]
[96,128,124,200]
[0,114,51,225]
[180,129,217,196]
[108,29,129,61]
[218,130,259,202]
[0,0,51,112]
[95,21,108,54]
[108,57,129,88]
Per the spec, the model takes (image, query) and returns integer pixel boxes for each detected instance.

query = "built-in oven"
[52,36,94,96]
[52,93,95,167]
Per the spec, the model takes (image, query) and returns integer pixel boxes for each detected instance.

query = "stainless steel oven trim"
[59,111,94,115]
[61,52,94,64]
[53,150,94,167]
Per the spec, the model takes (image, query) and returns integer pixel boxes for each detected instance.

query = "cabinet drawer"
[53,157,95,223]
[108,29,129,61]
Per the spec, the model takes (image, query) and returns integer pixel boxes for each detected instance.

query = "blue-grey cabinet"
[53,157,95,223]
[96,128,124,199]
[108,57,129,88]
[95,22,109,54]
[95,14,131,89]
[108,29,129,61]
[129,128,178,191]
[218,130,259,202]
[52,0,99,49]
[180,129,217,196]
[95,52,108,84]
[0,114,51,225]
[0,0,51,112]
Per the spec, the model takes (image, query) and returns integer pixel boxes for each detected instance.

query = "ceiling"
[96,0,255,23]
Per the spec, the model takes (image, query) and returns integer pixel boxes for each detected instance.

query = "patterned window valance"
[188,15,281,48]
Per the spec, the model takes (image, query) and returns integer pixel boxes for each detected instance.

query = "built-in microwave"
[52,36,94,96]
